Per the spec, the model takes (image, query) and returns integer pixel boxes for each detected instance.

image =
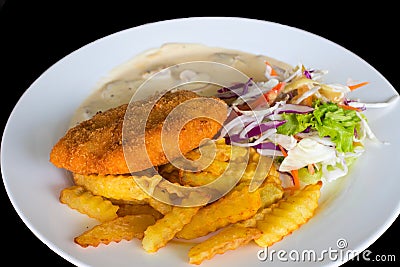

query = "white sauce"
[70,43,292,127]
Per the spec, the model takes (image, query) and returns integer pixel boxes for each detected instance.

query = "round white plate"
[1,17,399,267]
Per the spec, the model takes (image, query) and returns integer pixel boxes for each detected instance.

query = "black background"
[1,1,398,266]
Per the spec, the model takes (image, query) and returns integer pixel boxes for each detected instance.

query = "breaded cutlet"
[50,90,228,175]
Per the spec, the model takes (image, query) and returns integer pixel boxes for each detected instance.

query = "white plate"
[1,17,399,267]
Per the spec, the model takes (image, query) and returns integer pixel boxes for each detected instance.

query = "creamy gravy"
[70,43,292,127]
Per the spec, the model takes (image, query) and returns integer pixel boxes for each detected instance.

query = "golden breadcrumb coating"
[50,90,228,175]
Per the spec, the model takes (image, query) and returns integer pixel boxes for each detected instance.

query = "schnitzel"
[50,90,228,175]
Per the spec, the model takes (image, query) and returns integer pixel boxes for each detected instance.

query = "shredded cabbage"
[215,62,394,187]
[279,138,336,172]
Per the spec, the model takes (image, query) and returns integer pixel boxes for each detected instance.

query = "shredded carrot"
[337,104,362,112]
[293,135,302,142]
[249,82,285,108]
[278,144,300,189]
[348,81,369,91]
[353,141,363,147]
[262,82,285,101]
[272,82,286,93]
[278,144,288,157]
[265,61,279,76]
[290,169,300,190]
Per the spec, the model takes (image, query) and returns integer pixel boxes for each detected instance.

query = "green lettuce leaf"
[276,113,313,136]
[276,102,361,152]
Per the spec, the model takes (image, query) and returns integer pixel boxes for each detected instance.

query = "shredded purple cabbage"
[216,78,254,99]
[304,69,314,79]
[302,126,311,133]
[246,121,286,138]
[253,142,280,150]
[304,70,312,79]
[217,83,245,93]
[242,78,253,95]
[225,134,245,144]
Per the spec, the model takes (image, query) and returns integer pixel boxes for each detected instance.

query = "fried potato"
[203,160,228,176]
[147,197,173,215]
[179,146,280,190]
[176,185,262,240]
[184,138,248,163]
[160,138,250,187]
[240,149,281,190]
[116,203,163,220]
[254,181,322,247]
[73,173,153,201]
[188,226,262,265]
[235,206,274,228]
[217,141,249,162]
[59,185,119,222]
[109,198,149,206]
[177,151,228,175]
[180,171,221,187]
[157,163,181,184]
[257,181,284,208]
[234,181,283,228]
[74,214,156,248]
[229,179,283,228]
[142,205,201,253]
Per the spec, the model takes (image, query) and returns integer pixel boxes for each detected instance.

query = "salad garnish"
[215,62,398,189]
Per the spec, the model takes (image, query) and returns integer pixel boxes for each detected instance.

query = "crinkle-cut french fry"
[235,205,277,228]
[239,150,281,187]
[176,185,262,240]
[188,226,262,265]
[74,214,156,248]
[206,180,282,229]
[184,138,248,163]
[255,181,322,247]
[159,138,250,187]
[157,163,181,184]
[109,198,149,206]
[60,185,118,222]
[142,205,201,253]
[234,181,283,228]
[180,171,221,187]
[257,181,284,208]
[202,160,228,176]
[73,173,150,201]
[116,203,163,220]
[147,197,173,215]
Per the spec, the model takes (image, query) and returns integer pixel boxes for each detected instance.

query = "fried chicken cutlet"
[50,90,228,175]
